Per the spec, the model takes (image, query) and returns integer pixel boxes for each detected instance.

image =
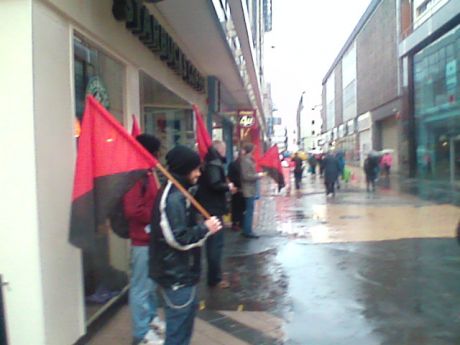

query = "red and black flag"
[131,114,141,137]
[258,145,285,191]
[193,104,212,161]
[69,95,158,249]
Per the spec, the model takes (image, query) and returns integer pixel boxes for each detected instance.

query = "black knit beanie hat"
[136,134,161,157]
[166,145,201,176]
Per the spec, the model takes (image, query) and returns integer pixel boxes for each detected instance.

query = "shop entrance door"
[450,136,460,184]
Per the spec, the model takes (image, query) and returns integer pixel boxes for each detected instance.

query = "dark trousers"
[206,216,224,286]
[325,181,335,195]
[366,176,376,191]
[161,285,198,345]
[231,192,245,226]
[294,171,302,189]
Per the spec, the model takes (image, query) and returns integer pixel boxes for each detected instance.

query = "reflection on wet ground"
[88,174,460,345]
[201,175,460,344]
[277,238,460,344]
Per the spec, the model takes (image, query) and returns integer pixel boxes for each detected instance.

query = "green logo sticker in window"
[86,76,110,109]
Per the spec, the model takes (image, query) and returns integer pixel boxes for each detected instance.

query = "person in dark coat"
[227,151,245,232]
[323,152,340,197]
[308,154,317,175]
[293,152,304,190]
[149,145,222,345]
[335,151,345,189]
[195,140,235,288]
[364,153,379,192]
[317,154,325,177]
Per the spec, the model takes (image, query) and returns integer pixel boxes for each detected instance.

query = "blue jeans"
[130,246,158,341]
[161,285,198,345]
[242,196,256,235]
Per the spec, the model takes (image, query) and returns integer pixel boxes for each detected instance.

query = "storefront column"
[207,76,219,137]
[0,2,46,344]
[222,118,234,162]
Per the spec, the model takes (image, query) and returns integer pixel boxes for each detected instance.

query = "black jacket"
[323,154,340,183]
[227,158,242,188]
[149,177,210,288]
[195,148,229,216]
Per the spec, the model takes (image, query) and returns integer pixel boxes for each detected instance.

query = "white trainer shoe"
[150,316,166,335]
[138,329,164,345]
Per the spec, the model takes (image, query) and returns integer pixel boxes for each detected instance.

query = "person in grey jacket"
[149,145,222,345]
[240,143,264,239]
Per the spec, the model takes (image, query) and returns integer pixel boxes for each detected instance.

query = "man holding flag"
[149,145,222,345]
[70,98,220,344]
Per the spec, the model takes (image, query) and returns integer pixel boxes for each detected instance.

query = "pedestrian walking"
[307,154,317,175]
[317,154,325,177]
[364,153,379,192]
[227,152,245,232]
[195,140,235,289]
[323,152,340,197]
[336,151,345,189]
[240,142,264,239]
[380,152,393,177]
[124,134,165,345]
[293,152,304,190]
[149,145,222,345]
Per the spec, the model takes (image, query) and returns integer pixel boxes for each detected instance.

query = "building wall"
[380,116,400,171]
[44,0,207,111]
[1,1,209,344]
[334,62,344,127]
[33,3,86,344]
[326,71,335,131]
[342,43,357,122]
[357,0,398,114]
[0,1,47,345]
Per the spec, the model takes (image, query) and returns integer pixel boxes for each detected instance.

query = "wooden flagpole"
[154,163,212,219]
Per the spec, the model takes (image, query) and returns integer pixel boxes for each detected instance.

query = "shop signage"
[86,76,110,109]
[238,110,256,128]
[112,0,205,93]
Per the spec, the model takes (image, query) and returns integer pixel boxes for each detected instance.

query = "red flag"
[70,95,158,249]
[193,104,212,161]
[131,114,141,137]
[258,145,285,191]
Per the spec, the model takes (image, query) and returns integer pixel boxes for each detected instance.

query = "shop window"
[414,25,460,183]
[139,71,194,157]
[144,107,195,157]
[74,36,124,123]
[73,35,128,323]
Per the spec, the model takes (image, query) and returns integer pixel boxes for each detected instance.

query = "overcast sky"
[264,0,372,127]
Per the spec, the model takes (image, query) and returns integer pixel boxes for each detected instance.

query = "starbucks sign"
[86,76,110,109]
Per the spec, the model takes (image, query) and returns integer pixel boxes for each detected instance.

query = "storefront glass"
[73,35,129,322]
[414,24,460,183]
[140,71,196,159]
[144,107,195,156]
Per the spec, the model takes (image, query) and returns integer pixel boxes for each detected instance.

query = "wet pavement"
[87,172,460,345]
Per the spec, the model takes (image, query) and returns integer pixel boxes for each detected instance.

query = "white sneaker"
[150,316,166,335]
[138,329,164,345]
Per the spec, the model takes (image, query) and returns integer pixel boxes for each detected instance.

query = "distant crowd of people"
[283,149,393,196]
